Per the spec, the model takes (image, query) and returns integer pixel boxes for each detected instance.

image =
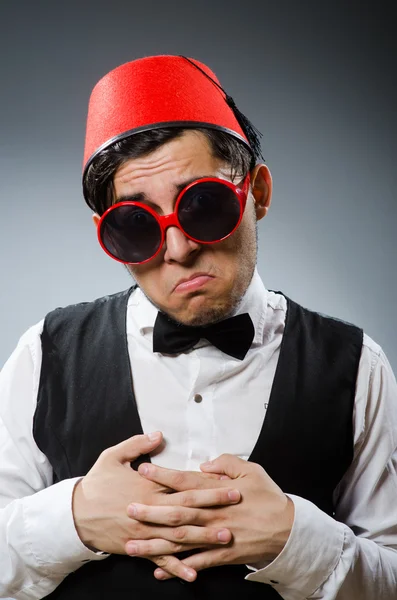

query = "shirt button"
[193,394,203,403]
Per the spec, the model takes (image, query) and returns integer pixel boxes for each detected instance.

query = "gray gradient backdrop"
[0,1,396,369]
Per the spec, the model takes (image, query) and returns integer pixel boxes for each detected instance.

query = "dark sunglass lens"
[100,205,161,263]
[178,181,241,242]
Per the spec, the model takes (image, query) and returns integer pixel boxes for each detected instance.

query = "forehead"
[113,130,227,194]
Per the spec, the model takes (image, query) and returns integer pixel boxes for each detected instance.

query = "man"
[0,55,396,599]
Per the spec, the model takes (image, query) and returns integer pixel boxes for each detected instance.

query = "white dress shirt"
[0,270,396,599]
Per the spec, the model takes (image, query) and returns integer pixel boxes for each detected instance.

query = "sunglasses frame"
[97,173,251,265]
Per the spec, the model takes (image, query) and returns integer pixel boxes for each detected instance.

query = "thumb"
[200,453,248,479]
[104,432,163,464]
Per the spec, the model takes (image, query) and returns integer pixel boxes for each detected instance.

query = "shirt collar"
[127,268,269,345]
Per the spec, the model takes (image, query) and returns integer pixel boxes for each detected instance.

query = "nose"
[163,225,201,263]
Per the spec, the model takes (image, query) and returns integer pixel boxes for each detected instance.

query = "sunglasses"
[97,173,251,264]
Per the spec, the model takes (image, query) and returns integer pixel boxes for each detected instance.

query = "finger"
[128,503,202,525]
[156,548,225,579]
[100,432,163,465]
[138,464,226,491]
[152,556,197,582]
[200,454,252,478]
[127,520,232,545]
[154,568,170,580]
[153,486,241,509]
[162,524,232,546]
[125,538,198,557]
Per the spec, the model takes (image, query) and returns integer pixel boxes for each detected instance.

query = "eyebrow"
[114,175,212,209]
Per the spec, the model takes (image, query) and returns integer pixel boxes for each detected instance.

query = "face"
[94,130,272,326]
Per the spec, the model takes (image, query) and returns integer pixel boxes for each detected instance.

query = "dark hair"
[83,127,254,215]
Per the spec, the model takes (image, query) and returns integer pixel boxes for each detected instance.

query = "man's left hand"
[129,455,294,580]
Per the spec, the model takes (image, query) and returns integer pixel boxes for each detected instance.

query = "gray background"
[0,1,396,369]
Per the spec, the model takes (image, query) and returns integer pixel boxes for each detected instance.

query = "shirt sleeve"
[0,323,107,600]
[245,335,397,599]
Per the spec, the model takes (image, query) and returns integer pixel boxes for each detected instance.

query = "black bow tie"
[152,312,255,360]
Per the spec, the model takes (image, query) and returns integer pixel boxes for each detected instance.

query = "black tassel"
[179,56,264,162]
[224,94,264,162]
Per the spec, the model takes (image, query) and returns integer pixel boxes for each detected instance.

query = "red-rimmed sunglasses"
[97,173,251,264]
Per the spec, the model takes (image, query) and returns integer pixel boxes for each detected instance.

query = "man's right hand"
[72,432,239,560]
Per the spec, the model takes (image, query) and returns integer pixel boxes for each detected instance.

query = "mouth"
[173,272,215,293]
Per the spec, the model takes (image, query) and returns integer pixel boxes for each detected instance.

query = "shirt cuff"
[22,477,108,573]
[245,494,345,597]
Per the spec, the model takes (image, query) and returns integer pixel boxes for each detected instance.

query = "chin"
[176,299,234,327]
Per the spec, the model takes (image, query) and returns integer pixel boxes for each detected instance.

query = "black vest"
[33,289,363,599]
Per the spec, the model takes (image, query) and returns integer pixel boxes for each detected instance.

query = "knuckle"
[180,492,193,507]
[168,509,183,526]
[155,555,172,569]
[135,505,146,519]
[207,529,219,543]
[252,462,264,475]
[173,526,187,541]
[192,508,201,524]
[218,489,229,503]
[99,447,112,461]
[136,541,149,555]
[153,554,166,567]
[144,540,157,555]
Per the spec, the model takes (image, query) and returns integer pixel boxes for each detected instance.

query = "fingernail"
[140,464,149,475]
[126,543,138,555]
[184,568,196,581]
[127,504,137,517]
[217,529,230,542]
[155,568,166,579]
[228,489,240,501]
[148,431,161,441]
[200,460,213,468]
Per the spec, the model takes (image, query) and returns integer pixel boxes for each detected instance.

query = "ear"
[250,164,272,221]
[92,213,100,228]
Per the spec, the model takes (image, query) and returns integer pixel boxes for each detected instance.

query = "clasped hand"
[72,432,294,583]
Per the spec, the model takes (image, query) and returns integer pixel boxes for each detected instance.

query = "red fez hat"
[82,55,256,180]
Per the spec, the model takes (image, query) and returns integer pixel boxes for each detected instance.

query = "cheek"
[127,260,170,299]
[127,251,163,280]
[221,215,256,260]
